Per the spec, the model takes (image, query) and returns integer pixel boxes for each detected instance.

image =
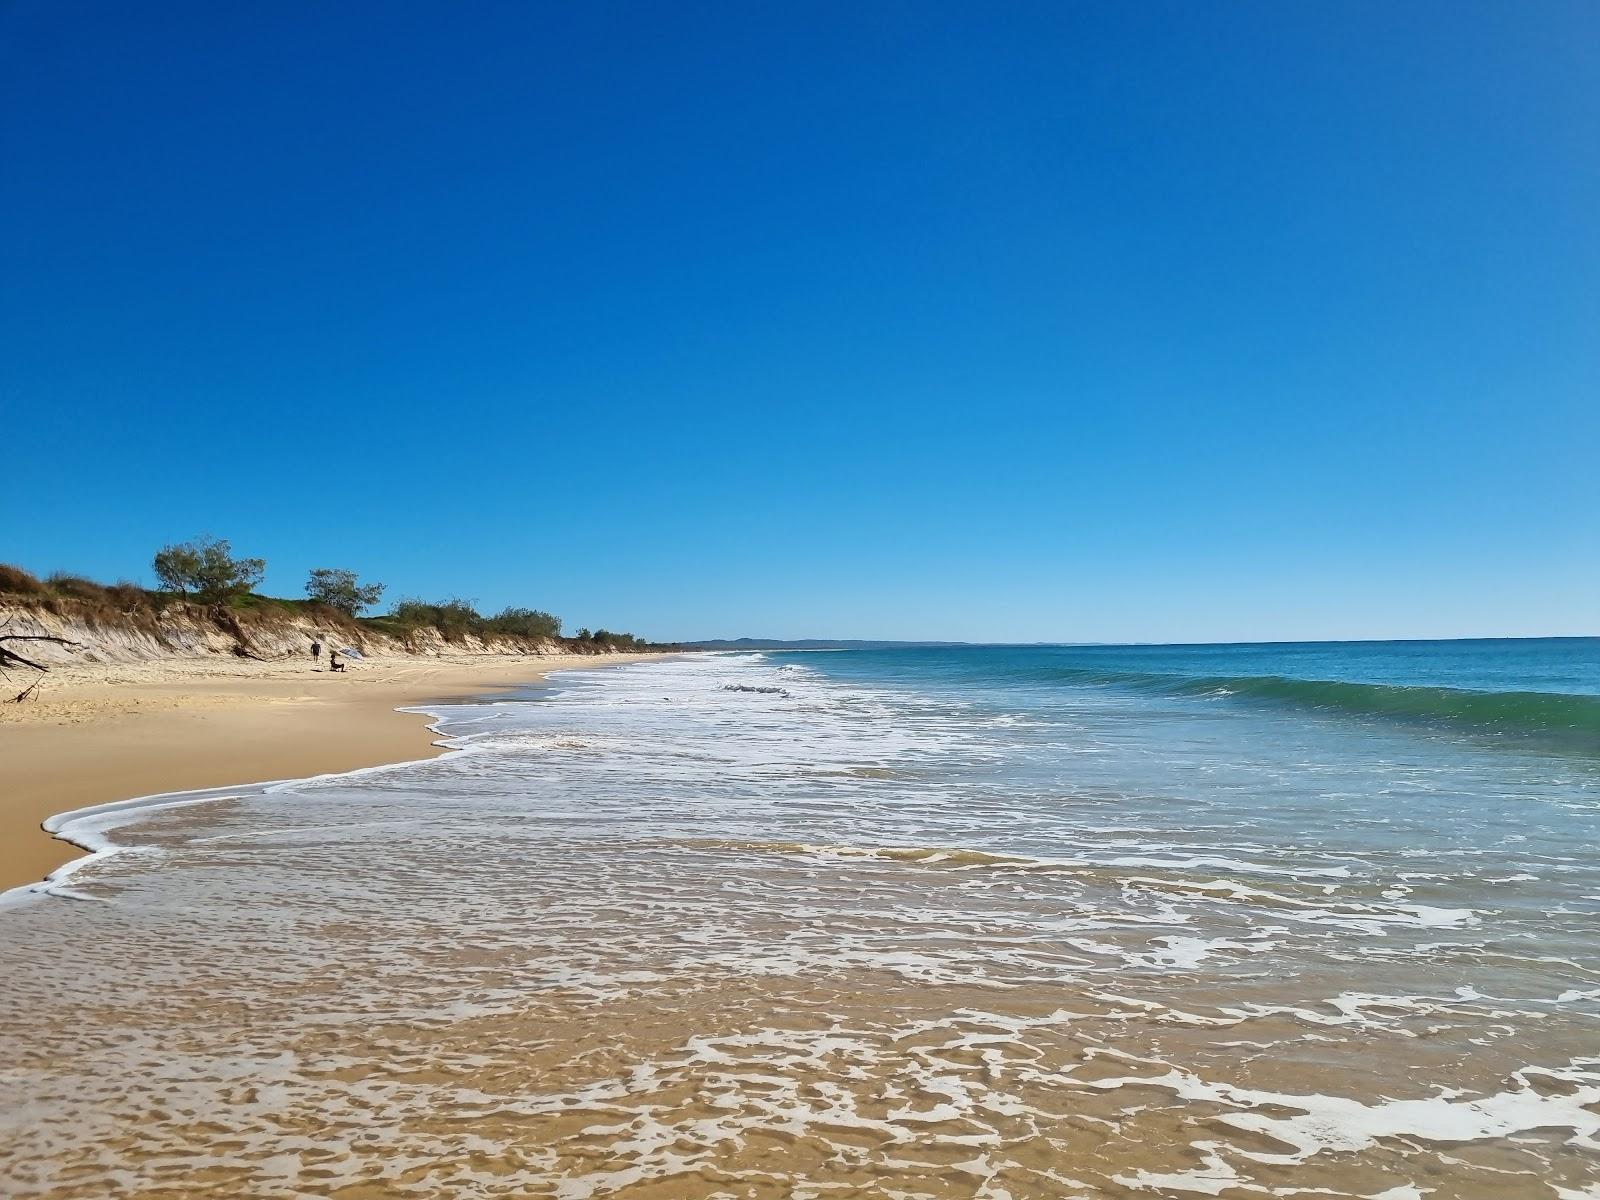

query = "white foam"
[1084,1058,1600,1162]
[4,648,1597,1197]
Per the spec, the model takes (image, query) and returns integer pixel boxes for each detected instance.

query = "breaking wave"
[1035,666,1600,746]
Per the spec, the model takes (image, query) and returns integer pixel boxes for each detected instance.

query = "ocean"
[3,639,1598,1197]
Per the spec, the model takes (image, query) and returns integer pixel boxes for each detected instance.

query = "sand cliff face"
[0,600,598,668]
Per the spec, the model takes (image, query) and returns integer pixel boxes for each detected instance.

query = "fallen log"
[0,632,81,674]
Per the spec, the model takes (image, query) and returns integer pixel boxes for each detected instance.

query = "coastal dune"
[0,650,666,893]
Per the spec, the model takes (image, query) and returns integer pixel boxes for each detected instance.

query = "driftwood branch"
[0,630,83,701]
[0,633,82,674]
[210,606,269,661]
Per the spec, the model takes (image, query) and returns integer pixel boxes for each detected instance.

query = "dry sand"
[0,650,667,892]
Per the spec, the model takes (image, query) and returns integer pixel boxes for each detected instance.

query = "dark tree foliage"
[306,568,386,616]
[153,537,264,604]
[587,629,647,649]
[483,607,561,639]
[389,597,482,641]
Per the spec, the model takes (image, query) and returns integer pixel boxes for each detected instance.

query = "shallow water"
[2,646,1598,1197]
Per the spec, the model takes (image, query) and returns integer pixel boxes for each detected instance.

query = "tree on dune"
[305,568,386,616]
[152,536,265,605]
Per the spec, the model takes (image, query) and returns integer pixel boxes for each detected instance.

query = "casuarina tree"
[305,568,386,616]
[152,537,265,605]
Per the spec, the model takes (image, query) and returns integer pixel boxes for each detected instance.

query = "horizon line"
[688,633,1599,649]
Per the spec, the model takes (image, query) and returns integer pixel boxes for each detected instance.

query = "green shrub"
[388,598,436,627]
[388,597,483,641]
[433,598,480,640]
[588,629,646,649]
[483,607,561,639]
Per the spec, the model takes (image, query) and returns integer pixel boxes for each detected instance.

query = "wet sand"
[0,651,667,892]
[2,652,1596,1197]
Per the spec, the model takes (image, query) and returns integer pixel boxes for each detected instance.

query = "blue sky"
[3,2,1596,643]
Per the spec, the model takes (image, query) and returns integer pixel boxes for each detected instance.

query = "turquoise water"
[792,637,1600,747]
[2,641,1598,1196]
[777,640,1600,960]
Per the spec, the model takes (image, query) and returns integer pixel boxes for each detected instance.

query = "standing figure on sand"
[309,638,344,672]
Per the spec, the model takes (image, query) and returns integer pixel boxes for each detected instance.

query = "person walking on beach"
[310,638,322,669]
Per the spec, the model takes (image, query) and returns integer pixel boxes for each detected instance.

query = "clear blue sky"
[3,2,1596,643]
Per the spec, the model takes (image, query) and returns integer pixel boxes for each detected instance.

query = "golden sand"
[0,650,667,892]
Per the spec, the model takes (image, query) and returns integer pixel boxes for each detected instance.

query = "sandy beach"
[7,648,1595,1198]
[0,650,666,893]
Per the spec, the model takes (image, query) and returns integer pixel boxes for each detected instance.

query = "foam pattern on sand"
[1,653,1597,1196]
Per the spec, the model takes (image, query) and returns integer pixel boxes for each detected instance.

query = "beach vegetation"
[0,568,166,634]
[150,544,200,598]
[228,592,290,612]
[104,581,151,609]
[305,568,386,616]
[152,536,264,605]
[588,628,647,650]
[1,567,156,616]
[351,613,409,641]
[0,563,48,596]
[45,573,111,602]
[483,607,561,639]
[2,558,657,652]
[382,599,575,644]
[388,596,482,642]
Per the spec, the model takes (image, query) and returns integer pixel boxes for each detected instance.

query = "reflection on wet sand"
[2,655,1597,1196]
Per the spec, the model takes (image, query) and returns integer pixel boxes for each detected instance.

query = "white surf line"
[0,716,464,912]
[0,656,679,911]
[0,663,625,912]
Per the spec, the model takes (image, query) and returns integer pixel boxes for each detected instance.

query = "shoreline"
[0,650,670,894]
